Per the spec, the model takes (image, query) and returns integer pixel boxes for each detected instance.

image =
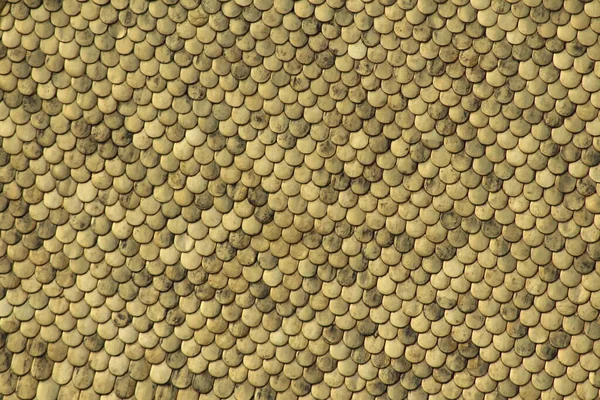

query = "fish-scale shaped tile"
[0,0,600,399]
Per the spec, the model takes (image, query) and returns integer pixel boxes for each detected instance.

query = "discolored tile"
[0,0,599,399]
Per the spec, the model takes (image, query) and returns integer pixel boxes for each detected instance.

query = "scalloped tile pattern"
[2,0,600,399]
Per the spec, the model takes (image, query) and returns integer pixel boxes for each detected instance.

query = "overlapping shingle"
[1,0,600,399]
